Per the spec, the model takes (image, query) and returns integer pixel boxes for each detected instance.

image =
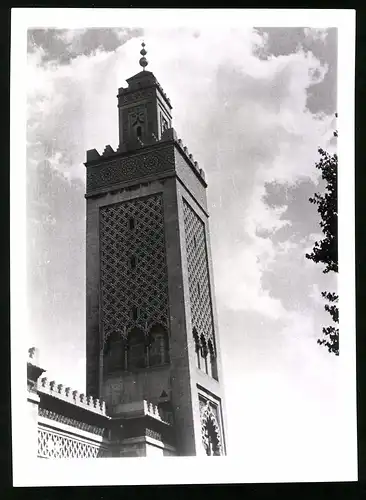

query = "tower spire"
[139,41,148,70]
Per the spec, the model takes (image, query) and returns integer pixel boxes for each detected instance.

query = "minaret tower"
[85,43,227,456]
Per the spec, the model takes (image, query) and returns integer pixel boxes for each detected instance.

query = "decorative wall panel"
[39,408,106,437]
[99,194,169,343]
[86,146,175,193]
[119,88,154,106]
[38,427,109,459]
[199,397,223,456]
[183,200,215,348]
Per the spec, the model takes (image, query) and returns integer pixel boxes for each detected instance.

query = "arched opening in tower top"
[136,125,142,137]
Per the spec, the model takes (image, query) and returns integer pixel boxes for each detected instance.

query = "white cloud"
[304,27,329,42]
[214,243,286,320]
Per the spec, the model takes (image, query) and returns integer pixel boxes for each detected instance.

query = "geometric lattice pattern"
[38,428,109,459]
[183,199,215,347]
[100,194,169,344]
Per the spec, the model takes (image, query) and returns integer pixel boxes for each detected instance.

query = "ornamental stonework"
[99,194,169,343]
[119,88,154,106]
[38,428,109,459]
[86,147,175,193]
[145,428,162,442]
[199,397,223,456]
[39,408,106,436]
[183,199,215,348]
[129,105,146,126]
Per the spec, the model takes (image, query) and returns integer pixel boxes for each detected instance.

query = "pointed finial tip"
[139,40,148,70]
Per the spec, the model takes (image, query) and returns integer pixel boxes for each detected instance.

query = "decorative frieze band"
[39,407,107,436]
[118,88,155,106]
[86,146,175,193]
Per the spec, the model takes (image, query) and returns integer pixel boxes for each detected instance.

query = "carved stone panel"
[39,408,106,436]
[183,199,215,348]
[86,146,175,193]
[119,88,154,106]
[199,397,223,456]
[38,427,109,459]
[99,194,169,343]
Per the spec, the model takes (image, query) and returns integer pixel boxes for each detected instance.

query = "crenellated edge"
[37,376,108,417]
[85,128,206,184]
[144,400,173,424]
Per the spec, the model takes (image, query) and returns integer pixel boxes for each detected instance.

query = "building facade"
[26,45,227,458]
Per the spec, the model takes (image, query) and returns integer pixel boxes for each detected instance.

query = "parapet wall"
[27,347,177,458]
[38,376,107,416]
[85,128,207,200]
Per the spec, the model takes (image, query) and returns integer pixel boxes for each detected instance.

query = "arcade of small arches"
[193,328,218,381]
[103,324,169,374]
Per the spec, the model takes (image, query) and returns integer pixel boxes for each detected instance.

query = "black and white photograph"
[11,8,356,485]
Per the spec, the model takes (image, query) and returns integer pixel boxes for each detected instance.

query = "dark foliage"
[306,116,338,355]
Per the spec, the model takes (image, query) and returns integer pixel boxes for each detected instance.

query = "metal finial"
[139,41,148,70]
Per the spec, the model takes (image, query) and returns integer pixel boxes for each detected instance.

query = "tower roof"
[125,41,153,83]
[116,42,172,110]
[125,69,157,84]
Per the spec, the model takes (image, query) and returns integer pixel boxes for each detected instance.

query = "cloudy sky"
[23,18,354,479]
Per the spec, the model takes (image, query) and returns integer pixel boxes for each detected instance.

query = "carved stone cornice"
[86,145,175,193]
[39,407,107,436]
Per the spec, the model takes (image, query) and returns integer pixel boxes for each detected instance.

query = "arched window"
[136,126,142,137]
[200,335,208,374]
[127,328,146,370]
[208,340,218,381]
[193,328,200,369]
[103,331,125,374]
[148,325,169,366]
[162,116,168,133]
